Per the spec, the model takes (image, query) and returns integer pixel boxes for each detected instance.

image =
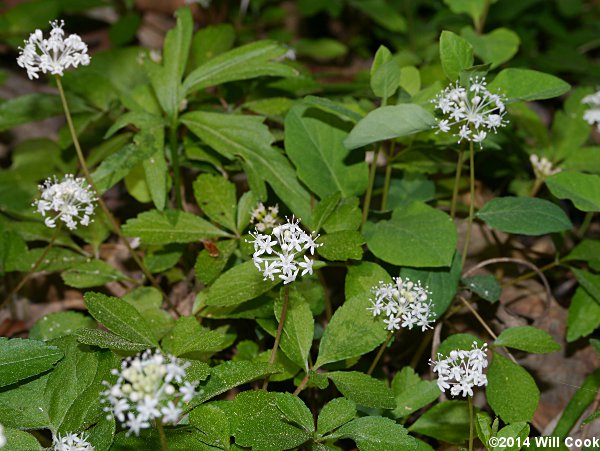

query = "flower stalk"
[461,140,476,268]
[367,332,393,376]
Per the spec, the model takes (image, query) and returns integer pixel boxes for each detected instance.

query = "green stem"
[468,395,474,451]
[362,147,380,230]
[475,0,491,34]
[381,147,394,211]
[157,420,169,451]
[293,372,310,396]
[529,178,544,197]
[450,149,465,220]
[367,331,393,375]
[578,212,594,238]
[169,122,182,209]
[55,76,174,311]
[461,141,475,268]
[263,285,290,389]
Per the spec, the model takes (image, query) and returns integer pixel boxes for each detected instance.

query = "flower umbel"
[250,202,280,232]
[101,350,198,436]
[582,90,600,132]
[530,154,561,178]
[367,277,435,332]
[429,341,488,397]
[17,20,90,80]
[247,216,321,284]
[53,432,94,451]
[433,76,508,146]
[33,174,96,230]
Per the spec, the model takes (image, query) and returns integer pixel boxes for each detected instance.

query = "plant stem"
[367,332,393,375]
[361,147,380,230]
[468,395,474,451]
[461,141,475,268]
[450,148,465,220]
[55,76,174,311]
[578,212,594,238]
[475,0,491,34]
[263,285,290,389]
[380,143,396,211]
[1,227,61,309]
[169,122,182,209]
[529,178,544,197]
[156,420,169,451]
[293,373,310,396]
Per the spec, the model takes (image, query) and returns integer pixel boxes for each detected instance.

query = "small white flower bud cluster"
[367,277,435,332]
[17,20,90,80]
[101,350,198,436]
[33,174,96,230]
[53,432,94,451]
[250,202,280,232]
[582,90,600,132]
[247,216,321,284]
[433,76,508,146]
[430,341,488,397]
[530,154,561,178]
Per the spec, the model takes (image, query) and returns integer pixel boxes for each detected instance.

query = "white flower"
[101,350,198,436]
[429,342,488,397]
[251,203,280,232]
[433,76,508,146]
[33,174,96,230]
[367,277,435,332]
[17,20,90,80]
[247,216,321,285]
[530,154,561,178]
[583,90,600,132]
[53,432,94,451]
[0,424,5,448]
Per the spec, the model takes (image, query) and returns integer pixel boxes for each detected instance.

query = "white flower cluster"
[530,154,561,178]
[367,277,435,332]
[17,20,90,80]
[53,432,94,451]
[33,174,96,230]
[433,76,508,145]
[430,341,488,397]
[248,216,321,284]
[250,202,280,232]
[582,90,600,131]
[101,350,198,436]
[0,424,5,448]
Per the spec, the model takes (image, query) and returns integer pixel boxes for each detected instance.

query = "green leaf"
[274,287,314,371]
[462,274,502,303]
[275,392,315,433]
[317,398,356,435]
[344,105,435,149]
[364,202,457,267]
[0,367,50,429]
[122,287,175,342]
[476,197,572,235]
[439,30,474,81]
[75,328,152,352]
[546,171,600,212]
[400,66,421,97]
[315,262,389,368]
[475,412,492,448]
[329,416,416,451]
[401,252,462,319]
[494,423,530,451]
[87,415,115,451]
[193,174,238,232]
[84,292,158,347]
[195,239,238,285]
[567,287,600,342]
[284,104,368,199]
[201,260,280,307]
[230,391,311,450]
[91,144,154,194]
[391,367,441,418]
[189,24,235,68]
[112,427,215,450]
[437,333,485,358]
[0,338,63,388]
[144,244,184,274]
[2,427,43,450]
[443,0,487,24]
[122,209,230,245]
[62,259,128,288]
[161,317,226,357]
[183,40,298,94]
[45,336,119,433]
[349,0,407,32]
[318,230,364,261]
[552,367,600,439]
[295,38,348,60]
[182,111,311,219]
[488,68,570,102]
[494,326,560,353]
[322,197,362,233]
[30,311,96,341]
[409,400,470,444]
[572,268,600,304]
[327,371,396,409]
[461,27,520,69]
[565,239,600,265]
[0,93,67,132]
[486,352,540,423]
[145,7,192,121]
[189,404,231,449]
[387,174,435,210]
[370,46,401,99]
[310,192,342,231]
